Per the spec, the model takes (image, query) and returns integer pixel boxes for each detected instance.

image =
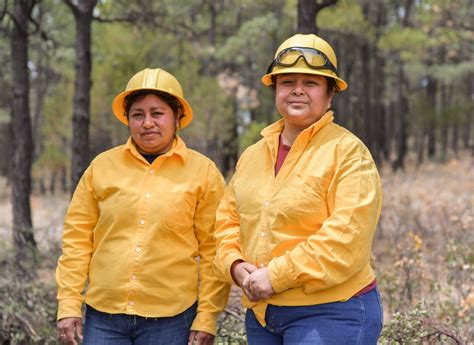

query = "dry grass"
[0,154,472,343]
[375,156,473,343]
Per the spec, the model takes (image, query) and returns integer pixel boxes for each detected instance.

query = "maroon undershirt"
[275,135,291,175]
[274,135,377,296]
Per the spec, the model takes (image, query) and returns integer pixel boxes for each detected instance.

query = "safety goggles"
[266,47,338,75]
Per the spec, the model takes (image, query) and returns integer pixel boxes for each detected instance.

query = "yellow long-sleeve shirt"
[56,136,231,335]
[214,111,382,326]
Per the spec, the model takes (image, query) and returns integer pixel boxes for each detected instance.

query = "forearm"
[269,157,382,293]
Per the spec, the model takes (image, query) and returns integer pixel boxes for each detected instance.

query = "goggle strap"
[267,47,338,75]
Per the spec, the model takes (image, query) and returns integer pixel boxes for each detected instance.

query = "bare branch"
[316,0,338,11]
[27,8,57,45]
[223,308,244,322]
[92,13,139,23]
[0,0,8,23]
[14,314,38,338]
[445,10,474,31]
[26,0,38,17]
[92,10,200,42]
[62,0,77,13]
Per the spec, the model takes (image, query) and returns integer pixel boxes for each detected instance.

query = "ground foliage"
[0,155,472,344]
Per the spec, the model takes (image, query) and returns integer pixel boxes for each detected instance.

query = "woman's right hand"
[57,317,83,345]
[230,260,260,301]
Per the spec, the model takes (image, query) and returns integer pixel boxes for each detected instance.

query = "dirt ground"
[0,183,68,253]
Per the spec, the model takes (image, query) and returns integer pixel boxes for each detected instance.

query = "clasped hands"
[230,261,275,301]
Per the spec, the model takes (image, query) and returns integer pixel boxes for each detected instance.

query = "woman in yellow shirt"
[56,68,230,345]
[214,34,383,344]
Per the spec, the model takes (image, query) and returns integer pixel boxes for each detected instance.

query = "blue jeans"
[245,288,383,345]
[82,302,197,345]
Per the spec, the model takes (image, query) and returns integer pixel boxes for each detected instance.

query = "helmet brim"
[261,67,348,92]
[112,87,193,129]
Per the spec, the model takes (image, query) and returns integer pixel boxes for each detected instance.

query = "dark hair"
[270,75,339,95]
[123,90,182,119]
[326,77,340,94]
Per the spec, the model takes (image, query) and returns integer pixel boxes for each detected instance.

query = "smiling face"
[275,73,333,130]
[128,94,178,155]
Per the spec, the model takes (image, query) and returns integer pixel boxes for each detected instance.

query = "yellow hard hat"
[112,68,193,128]
[261,34,348,92]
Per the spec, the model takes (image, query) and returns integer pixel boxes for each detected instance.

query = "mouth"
[288,101,307,106]
[142,132,160,138]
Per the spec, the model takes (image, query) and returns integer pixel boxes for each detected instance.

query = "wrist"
[230,260,244,286]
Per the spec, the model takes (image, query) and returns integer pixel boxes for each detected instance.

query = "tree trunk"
[416,128,425,166]
[392,60,408,171]
[31,3,50,162]
[10,0,37,267]
[67,0,97,195]
[360,40,373,151]
[374,53,387,164]
[221,98,238,178]
[426,76,437,159]
[387,101,397,161]
[461,72,472,150]
[61,165,68,193]
[440,83,449,161]
[297,0,318,33]
[50,170,57,195]
[373,1,387,164]
[0,124,12,177]
[32,54,48,162]
[297,0,338,34]
[451,123,459,157]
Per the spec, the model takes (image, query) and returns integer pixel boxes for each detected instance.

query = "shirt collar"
[124,135,187,163]
[261,110,334,140]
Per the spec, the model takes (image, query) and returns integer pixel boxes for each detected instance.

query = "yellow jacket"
[214,111,382,325]
[56,136,230,335]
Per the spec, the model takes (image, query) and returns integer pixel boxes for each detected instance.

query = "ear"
[327,97,333,110]
[175,109,181,129]
[326,89,335,110]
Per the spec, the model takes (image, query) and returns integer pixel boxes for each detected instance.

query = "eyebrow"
[129,106,165,112]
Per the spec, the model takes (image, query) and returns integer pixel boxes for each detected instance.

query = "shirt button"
[149,170,154,174]
[260,231,265,237]
[131,275,137,280]
[135,246,141,253]
[259,264,265,268]
[139,219,145,225]
[264,200,270,207]
[145,193,151,198]
[128,301,135,306]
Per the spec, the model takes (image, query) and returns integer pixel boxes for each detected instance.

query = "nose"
[292,81,304,95]
[142,113,154,127]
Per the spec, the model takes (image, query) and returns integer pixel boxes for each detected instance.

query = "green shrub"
[0,273,57,344]
[379,301,467,344]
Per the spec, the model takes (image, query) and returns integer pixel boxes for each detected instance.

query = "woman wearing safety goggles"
[214,33,383,344]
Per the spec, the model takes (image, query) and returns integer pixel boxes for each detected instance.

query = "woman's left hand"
[188,330,214,345]
[243,267,275,300]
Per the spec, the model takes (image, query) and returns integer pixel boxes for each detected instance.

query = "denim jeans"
[82,302,197,345]
[245,288,383,345]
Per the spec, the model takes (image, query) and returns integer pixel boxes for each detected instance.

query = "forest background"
[0,0,473,343]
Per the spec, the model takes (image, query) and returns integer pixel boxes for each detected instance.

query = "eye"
[151,111,163,117]
[130,112,144,119]
[280,79,294,85]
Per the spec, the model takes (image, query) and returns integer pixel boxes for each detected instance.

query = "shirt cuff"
[57,298,83,320]
[190,311,219,336]
[268,255,299,293]
[215,251,246,284]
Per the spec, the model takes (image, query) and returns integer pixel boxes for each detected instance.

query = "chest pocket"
[283,173,330,224]
[155,187,197,234]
